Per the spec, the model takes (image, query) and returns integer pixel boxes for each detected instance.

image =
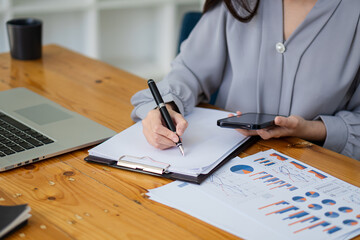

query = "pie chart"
[343,220,358,226]
[230,165,254,174]
[322,199,336,206]
[357,214,360,219]
[338,207,353,213]
[325,211,339,218]
[308,204,322,210]
[305,191,320,198]
[292,196,306,202]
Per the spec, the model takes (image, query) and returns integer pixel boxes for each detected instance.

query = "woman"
[131,0,360,160]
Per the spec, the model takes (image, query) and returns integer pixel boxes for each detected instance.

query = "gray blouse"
[131,0,360,160]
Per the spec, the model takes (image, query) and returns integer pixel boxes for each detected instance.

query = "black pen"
[147,79,185,156]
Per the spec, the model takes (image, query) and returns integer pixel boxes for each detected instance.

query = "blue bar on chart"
[253,174,273,180]
[258,200,289,210]
[270,153,288,161]
[270,182,291,190]
[308,170,327,179]
[323,226,342,234]
[283,210,309,220]
[289,216,320,227]
[249,171,267,177]
[254,158,266,162]
[290,161,307,170]
[264,162,276,166]
[266,205,299,216]
[259,160,271,164]
[253,157,276,166]
[264,177,279,183]
[293,221,330,234]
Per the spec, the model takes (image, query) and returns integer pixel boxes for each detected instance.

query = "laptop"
[0,88,116,171]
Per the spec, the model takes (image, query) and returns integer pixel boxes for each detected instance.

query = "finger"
[152,123,179,143]
[228,111,242,118]
[142,109,178,149]
[172,112,188,136]
[147,109,179,142]
[257,127,285,140]
[152,132,176,149]
[275,116,298,129]
[146,109,179,142]
[149,138,175,149]
[143,126,176,149]
[257,129,273,140]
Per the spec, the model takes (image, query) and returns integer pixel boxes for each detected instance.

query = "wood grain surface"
[0,45,359,240]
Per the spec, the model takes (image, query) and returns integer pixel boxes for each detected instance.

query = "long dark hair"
[203,0,260,22]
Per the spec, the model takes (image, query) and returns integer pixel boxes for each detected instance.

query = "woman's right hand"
[142,104,188,150]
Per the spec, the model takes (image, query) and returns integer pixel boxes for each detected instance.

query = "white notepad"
[88,107,249,178]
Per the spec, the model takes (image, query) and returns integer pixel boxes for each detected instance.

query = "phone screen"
[217,113,277,130]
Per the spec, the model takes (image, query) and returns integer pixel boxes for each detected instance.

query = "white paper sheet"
[89,107,248,175]
[148,181,285,240]
[147,150,360,240]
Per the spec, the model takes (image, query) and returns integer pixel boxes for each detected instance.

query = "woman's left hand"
[230,112,327,142]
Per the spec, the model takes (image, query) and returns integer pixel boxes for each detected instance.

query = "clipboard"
[84,136,258,184]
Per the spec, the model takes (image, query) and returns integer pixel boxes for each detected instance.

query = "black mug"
[6,18,42,60]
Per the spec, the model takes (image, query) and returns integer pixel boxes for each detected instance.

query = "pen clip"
[117,155,170,175]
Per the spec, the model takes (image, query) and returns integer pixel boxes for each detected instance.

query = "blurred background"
[0,0,204,80]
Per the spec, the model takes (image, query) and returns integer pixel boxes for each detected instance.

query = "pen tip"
[179,145,185,156]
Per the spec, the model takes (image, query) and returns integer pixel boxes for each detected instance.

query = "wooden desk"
[0,45,359,240]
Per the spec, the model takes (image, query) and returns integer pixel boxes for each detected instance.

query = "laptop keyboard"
[0,112,54,157]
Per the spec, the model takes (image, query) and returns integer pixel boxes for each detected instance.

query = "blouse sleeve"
[131,3,228,121]
[320,72,360,160]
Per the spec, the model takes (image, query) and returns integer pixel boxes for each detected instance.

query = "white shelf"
[0,0,9,12]
[98,0,168,9]
[0,0,10,52]
[11,0,93,14]
[0,15,7,52]
[0,0,203,79]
